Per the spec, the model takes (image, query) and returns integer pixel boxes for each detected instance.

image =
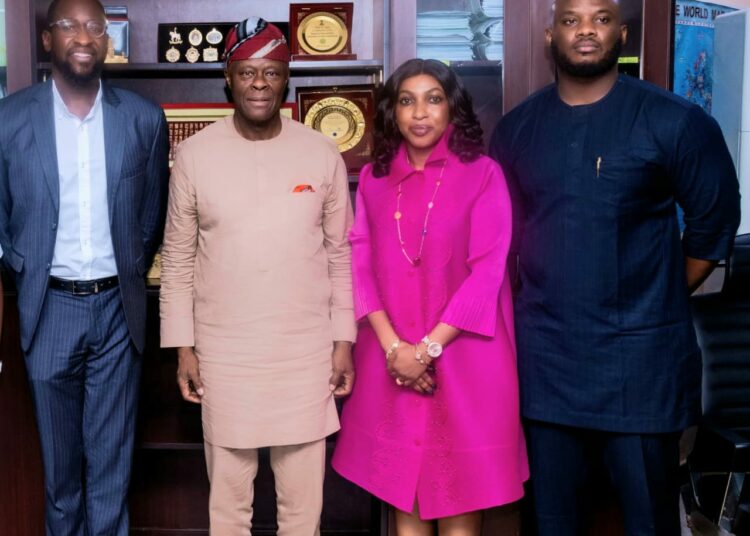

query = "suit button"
[52,223,57,230]
[46,263,51,270]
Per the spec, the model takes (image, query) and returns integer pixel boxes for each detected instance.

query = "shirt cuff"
[440,295,497,338]
[353,286,384,321]
[160,316,195,348]
[683,227,737,261]
[331,309,357,343]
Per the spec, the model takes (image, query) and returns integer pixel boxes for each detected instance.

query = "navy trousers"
[524,420,682,536]
[24,286,141,536]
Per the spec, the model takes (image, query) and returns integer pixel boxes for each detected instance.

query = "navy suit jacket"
[0,80,169,353]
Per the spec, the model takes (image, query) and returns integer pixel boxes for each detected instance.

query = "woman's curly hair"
[371,59,484,178]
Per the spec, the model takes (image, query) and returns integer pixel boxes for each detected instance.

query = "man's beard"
[551,37,622,78]
[52,53,103,87]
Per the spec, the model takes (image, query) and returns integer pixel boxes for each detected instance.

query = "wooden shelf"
[136,404,204,449]
[36,60,384,76]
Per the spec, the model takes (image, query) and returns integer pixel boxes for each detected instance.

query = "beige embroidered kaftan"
[160,115,356,448]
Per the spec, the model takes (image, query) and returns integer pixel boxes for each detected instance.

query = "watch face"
[427,342,442,358]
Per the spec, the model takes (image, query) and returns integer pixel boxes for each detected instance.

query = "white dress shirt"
[51,80,117,280]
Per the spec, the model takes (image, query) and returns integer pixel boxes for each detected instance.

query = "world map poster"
[673,0,735,114]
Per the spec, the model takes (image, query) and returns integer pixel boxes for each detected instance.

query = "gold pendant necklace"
[394,160,447,267]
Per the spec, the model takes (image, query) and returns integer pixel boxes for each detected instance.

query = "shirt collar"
[52,79,103,123]
[389,124,454,184]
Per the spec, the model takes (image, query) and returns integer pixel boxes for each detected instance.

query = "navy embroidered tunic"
[490,75,740,433]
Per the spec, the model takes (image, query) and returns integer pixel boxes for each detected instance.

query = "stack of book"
[474,0,503,61]
[416,10,475,61]
[416,0,504,62]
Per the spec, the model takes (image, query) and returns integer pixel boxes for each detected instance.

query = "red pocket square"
[292,184,315,193]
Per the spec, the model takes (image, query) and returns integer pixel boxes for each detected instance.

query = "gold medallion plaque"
[297,85,375,172]
[158,23,238,64]
[188,28,203,46]
[297,12,348,55]
[165,46,180,63]
[304,96,365,152]
[289,3,356,60]
[185,47,200,63]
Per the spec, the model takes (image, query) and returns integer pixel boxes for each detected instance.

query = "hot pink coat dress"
[332,132,529,519]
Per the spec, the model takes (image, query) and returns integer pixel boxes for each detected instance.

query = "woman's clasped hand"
[386,340,436,394]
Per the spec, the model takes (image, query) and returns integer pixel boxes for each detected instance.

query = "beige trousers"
[204,438,326,536]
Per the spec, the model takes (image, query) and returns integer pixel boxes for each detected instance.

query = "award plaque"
[159,22,290,64]
[290,3,356,61]
[297,85,375,172]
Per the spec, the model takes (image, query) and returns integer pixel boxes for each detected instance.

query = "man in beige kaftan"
[159,17,356,535]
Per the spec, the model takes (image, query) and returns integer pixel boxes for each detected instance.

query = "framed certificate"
[289,3,356,61]
[296,85,375,172]
[162,103,234,166]
[162,103,298,166]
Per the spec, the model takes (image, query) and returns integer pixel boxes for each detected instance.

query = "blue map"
[673,1,735,114]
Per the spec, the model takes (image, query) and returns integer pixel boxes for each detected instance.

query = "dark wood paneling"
[502,0,532,113]
[643,0,674,89]
[5,0,34,92]
[503,0,555,114]
[0,288,45,536]
[129,449,211,530]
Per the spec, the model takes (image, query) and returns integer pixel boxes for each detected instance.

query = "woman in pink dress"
[332,58,529,534]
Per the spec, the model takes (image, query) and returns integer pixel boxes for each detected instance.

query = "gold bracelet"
[415,348,427,366]
[385,339,400,360]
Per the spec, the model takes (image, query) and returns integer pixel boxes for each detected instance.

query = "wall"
[0,0,6,66]
[717,0,750,7]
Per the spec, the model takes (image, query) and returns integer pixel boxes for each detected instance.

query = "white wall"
[718,0,750,8]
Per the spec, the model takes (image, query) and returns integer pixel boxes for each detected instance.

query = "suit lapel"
[31,81,60,212]
[102,83,124,224]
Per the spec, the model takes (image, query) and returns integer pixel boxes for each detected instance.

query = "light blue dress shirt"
[51,80,117,280]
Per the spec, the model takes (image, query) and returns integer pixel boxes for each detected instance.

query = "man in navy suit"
[491,0,740,534]
[0,0,168,533]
